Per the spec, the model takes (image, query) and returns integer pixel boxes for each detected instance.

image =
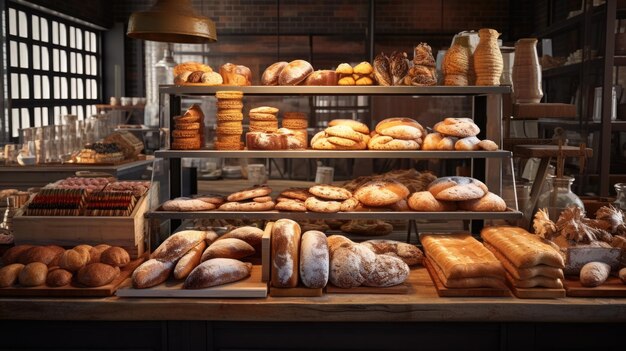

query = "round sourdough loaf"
[262,61,288,85]
[361,239,424,266]
[299,230,329,289]
[455,136,481,151]
[184,258,252,289]
[457,192,507,212]
[132,259,174,289]
[46,268,73,287]
[328,119,370,135]
[363,254,410,287]
[433,117,480,137]
[271,219,301,288]
[201,238,255,261]
[354,180,409,207]
[427,176,488,201]
[326,235,353,252]
[278,60,313,86]
[329,243,376,288]
[408,191,457,211]
[304,70,337,86]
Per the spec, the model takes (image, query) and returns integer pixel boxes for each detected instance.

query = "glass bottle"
[537,175,584,221]
[613,183,626,210]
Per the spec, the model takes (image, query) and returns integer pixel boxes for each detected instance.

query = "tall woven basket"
[473,28,503,86]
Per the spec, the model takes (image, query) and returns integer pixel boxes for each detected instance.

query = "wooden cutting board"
[116,265,267,298]
[564,276,626,297]
[0,256,145,297]
[424,258,510,297]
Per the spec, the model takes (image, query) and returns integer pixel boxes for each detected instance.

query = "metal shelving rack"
[150,84,520,243]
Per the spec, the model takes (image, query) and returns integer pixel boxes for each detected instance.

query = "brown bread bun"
[77,263,120,287]
[88,244,111,264]
[0,263,25,287]
[2,245,33,265]
[354,180,409,207]
[458,192,507,212]
[100,247,131,268]
[278,60,313,86]
[18,262,48,287]
[59,249,89,272]
[261,61,288,85]
[408,191,457,212]
[46,268,73,287]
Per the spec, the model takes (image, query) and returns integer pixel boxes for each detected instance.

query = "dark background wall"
[21,0,535,98]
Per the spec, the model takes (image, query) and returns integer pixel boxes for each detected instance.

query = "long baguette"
[481,226,564,268]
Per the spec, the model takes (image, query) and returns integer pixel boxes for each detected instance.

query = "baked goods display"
[219,63,252,86]
[218,186,275,211]
[215,91,244,150]
[421,233,506,289]
[172,104,204,150]
[311,119,369,150]
[368,118,425,150]
[335,62,374,86]
[481,226,565,289]
[443,39,471,86]
[249,106,278,133]
[422,117,498,151]
[0,244,131,288]
[281,111,308,146]
[173,61,222,85]
[405,43,437,86]
[76,143,125,164]
[408,176,507,212]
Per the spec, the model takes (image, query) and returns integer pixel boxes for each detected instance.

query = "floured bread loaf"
[361,239,423,266]
[299,230,329,289]
[363,254,409,287]
[132,259,174,289]
[184,258,252,289]
[201,238,255,261]
[151,230,207,263]
[480,226,565,268]
[271,219,301,288]
[329,243,376,288]
[174,241,206,280]
[421,233,505,280]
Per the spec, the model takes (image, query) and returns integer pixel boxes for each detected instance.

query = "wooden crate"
[11,189,152,258]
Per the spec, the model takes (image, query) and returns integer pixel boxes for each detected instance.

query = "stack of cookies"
[172,104,204,150]
[281,112,308,147]
[304,185,356,213]
[217,186,275,211]
[274,187,312,212]
[249,106,279,133]
[215,91,244,150]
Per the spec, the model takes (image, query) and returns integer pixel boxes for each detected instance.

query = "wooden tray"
[0,256,145,297]
[564,276,626,297]
[424,258,510,297]
[116,265,267,298]
[504,273,566,299]
[326,283,410,294]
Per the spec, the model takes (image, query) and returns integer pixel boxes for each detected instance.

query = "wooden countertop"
[2,268,626,323]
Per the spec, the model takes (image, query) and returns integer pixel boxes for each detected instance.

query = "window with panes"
[4,2,101,140]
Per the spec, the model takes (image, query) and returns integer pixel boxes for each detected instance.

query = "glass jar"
[613,183,626,210]
[537,175,584,221]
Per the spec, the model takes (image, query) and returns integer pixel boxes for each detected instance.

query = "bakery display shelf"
[146,209,523,221]
[155,149,512,159]
[160,85,511,96]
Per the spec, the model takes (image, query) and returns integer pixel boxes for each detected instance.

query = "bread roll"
[201,238,255,261]
[478,139,498,151]
[299,230,329,289]
[455,136,481,151]
[329,243,376,288]
[18,262,48,287]
[132,259,175,289]
[77,263,120,287]
[2,245,33,265]
[427,176,488,201]
[261,61,288,85]
[100,247,131,268]
[433,117,480,137]
[219,63,252,86]
[363,255,409,287]
[422,133,443,150]
[354,180,409,207]
[59,249,89,272]
[619,267,626,283]
[174,241,206,280]
[278,60,313,86]
[458,192,507,212]
[580,262,611,287]
[46,268,73,287]
[184,258,252,289]
[328,119,370,135]
[151,230,207,263]
[408,191,457,212]
[18,246,61,265]
[361,239,424,266]
[88,244,111,264]
[73,244,93,257]
[271,218,301,288]
[218,226,264,252]
[304,70,337,86]
[0,263,24,287]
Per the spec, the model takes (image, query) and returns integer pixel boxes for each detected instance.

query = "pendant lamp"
[127,0,217,43]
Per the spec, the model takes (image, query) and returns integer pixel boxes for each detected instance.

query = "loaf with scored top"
[480,226,565,268]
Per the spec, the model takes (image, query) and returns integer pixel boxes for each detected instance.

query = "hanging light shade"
[127,0,217,43]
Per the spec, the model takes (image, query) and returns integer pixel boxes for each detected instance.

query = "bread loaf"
[454,136,481,151]
[88,244,111,264]
[408,191,457,212]
[304,70,337,86]
[484,243,564,280]
[354,180,409,207]
[201,238,255,261]
[173,241,206,280]
[261,61,288,85]
[361,239,424,266]
[18,262,48,287]
[184,258,252,289]
[151,230,207,263]
[619,267,626,283]
[458,192,507,212]
[0,263,24,287]
[299,230,329,289]
[77,263,120,287]
[363,255,409,287]
[100,247,131,268]
[2,245,33,265]
[480,226,565,268]
[271,218,301,288]
[580,262,611,287]
[327,235,353,252]
[219,63,252,86]
[73,245,93,257]
[309,185,352,201]
[46,268,73,287]
[218,226,264,252]
[427,176,488,201]
[421,233,505,280]
[18,246,61,265]
[132,259,174,289]
[329,243,376,288]
[278,60,313,85]
[433,117,480,137]
[59,249,89,272]
[507,273,563,289]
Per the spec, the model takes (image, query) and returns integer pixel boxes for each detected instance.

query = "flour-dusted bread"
[271,219,302,288]
[427,176,488,201]
[458,192,507,212]
[408,191,457,212]
[299,230,329,289]
[420,233,505,280]
[184,258,252,289]
[354,179,410,207]
[326,235,353,252]
[132,259,175,289]
[201,238,255,261]
[217,226,264,252]
[174,241,206,280]
[262,61,288,85]
[361,239,424,266]
[363,254,410,287]
[329,243,376,288]
[278,59,313,86]
[151,230,207,263]
[580,262,611,287]
[433,117,480,138]
[480,226,565,268]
